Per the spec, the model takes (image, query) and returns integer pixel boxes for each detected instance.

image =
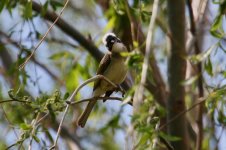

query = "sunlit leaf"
[204,56,213,76]
[0,0,7,12]
[22,1,32,19]
[20,123,32,130]
[33,135,40,143]
[210,15,224,38]
[188,44,217,64]
[159,132,181,142]
[49,51,73,60]
[50,0,63,10]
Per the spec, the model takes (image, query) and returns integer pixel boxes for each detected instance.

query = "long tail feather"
[77,99,97,127]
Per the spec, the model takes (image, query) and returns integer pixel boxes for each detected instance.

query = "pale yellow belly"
[93,58,127,96]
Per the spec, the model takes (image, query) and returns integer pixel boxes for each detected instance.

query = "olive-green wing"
[93,53,111,91]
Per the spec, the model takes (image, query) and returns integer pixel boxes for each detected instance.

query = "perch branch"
[69,96,132,106]
[50,75,121,149]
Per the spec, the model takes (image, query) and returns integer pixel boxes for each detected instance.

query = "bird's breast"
[97,57,127,93]
[105,57,127,83]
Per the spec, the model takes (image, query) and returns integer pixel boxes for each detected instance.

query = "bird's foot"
[115,84,125,97]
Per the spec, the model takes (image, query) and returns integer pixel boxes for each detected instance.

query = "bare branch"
[31,1,103,62]
[0,99,31,104]
[50,75,120,149]
[186,1,208,149]
[0,31,64,85]
[19,0,70,70]
[28,113,42,150]
[133,0,159,112]
[159,97,206,130]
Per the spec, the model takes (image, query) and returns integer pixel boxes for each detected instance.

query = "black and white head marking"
[102,33,121,51]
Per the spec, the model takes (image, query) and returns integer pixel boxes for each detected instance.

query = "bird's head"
[102,33,125,52]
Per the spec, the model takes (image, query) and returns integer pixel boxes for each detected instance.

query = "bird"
[77,33,128,127]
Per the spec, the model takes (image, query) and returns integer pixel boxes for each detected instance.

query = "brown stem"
[187,1,204,150]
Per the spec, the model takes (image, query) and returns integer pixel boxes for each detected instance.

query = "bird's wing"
[93,53,111,91]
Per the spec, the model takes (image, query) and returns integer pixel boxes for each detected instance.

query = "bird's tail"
[77,98,97,127]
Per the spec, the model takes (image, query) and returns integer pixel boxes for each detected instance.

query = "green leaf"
[23,1,32,20]
[210,15,224,38]
[33,135,40,143]
[217,110,226,125]
[222,71,226,78]
[159,132,181,142]
[181,75,198,86]
[50,0,63,10]
[0,0,7,12]
[137,133,150,147]
[133,41,139,48]
[65,67,79,91]
[20,123,32,130]
[188,43,217,64]
[49,51,73,60]
[63,92,69,100]
[204,56,213,76]
[103,16,116,32]
[41,1,49,16]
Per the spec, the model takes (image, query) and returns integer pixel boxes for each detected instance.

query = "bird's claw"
[115,85,125,97]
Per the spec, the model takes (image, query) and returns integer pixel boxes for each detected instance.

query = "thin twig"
[46,37,78,48]
[159,97,206,130]
[1,105,24,149]
[133,0,159,111]
[50,75,118,150]
[36,112,50,125]
[187,1,208,149]
[19,0,70,70]
[124,0,136,45]
[28,113,41,150]
[131,1,159,148]
[0,30,64,85]
[0,99,31,104]
[31,1,103,61]
[70,96,132,106]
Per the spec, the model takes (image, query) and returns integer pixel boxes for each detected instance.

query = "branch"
[31,1,103,62]
[0,31,64,85]
[28,113,41,150]
[0,99,31,104]
[19,0,70,69]
[167,0,188,149]
[133,0,159,112]
[187,1,208,149]
[159,97,206,130]
[124,0,136,45]
[69,96,132,106]
[50,75,120,149]
[45,37,78,48]
[131,0,159,148]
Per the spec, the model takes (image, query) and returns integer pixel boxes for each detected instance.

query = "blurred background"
[0,0,226,150]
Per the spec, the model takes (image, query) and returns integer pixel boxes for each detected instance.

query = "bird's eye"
[110,40,115,43]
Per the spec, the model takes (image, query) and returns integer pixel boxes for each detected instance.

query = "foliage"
[0,0,226,150]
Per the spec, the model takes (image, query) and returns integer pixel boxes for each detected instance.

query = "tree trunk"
[167,0,189,149]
